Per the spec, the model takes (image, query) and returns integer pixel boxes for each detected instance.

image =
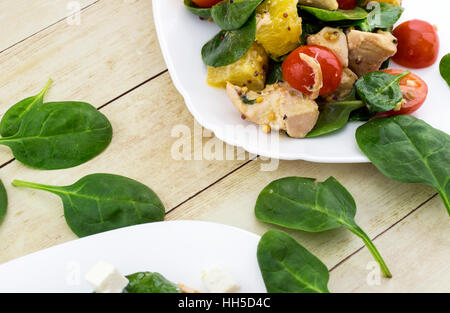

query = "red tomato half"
[282,45,342,96]
[379,69,428,116]
[192,0,222,8]
[337,0,358,10]
[392,20,440,69]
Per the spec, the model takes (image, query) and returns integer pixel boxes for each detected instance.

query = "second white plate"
[0,221,266,293]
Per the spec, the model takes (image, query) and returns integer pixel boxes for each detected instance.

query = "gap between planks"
[0,0,100,55]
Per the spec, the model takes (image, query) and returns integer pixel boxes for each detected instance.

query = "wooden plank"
[167,160,437,276]
[0,0,97,52]
[329,196,449,292]
[0,0,165,165]
[0,72,248,263]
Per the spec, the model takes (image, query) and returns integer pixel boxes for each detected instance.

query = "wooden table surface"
[0,0,448,293]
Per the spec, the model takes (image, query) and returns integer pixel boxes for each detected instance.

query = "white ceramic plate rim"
[0,221,266,293]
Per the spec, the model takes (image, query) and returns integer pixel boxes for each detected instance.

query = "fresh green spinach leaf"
[266,59,284,85]
[0,180,7,226]
[298,5,368,22]
[0,101,113,170]
[365,2,404,31]
[184,0,212,19]
[355,70,410,112]
[255,176,392,277]
[440,53,450,87]
[257,230,329,293]
[356,115,450,216]
[349,107,375,121]
[306,100,365,138]
[12,174,165,237]
[212,0,263,30]
[0,79,52,138]
[124,272,180,293]
[202,12,256,67]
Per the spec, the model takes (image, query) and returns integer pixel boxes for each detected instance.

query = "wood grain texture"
[167,160,444,290]
[0,73,248,263]
[0,0,97,52]
[329,196,450,293]
[0,0,165,165]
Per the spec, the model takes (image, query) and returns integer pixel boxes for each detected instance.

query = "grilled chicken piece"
[298,0,338,10]
[227,82,319,138]
[325,68,358,101]
[347,30,398,76]
[307,27,349,67]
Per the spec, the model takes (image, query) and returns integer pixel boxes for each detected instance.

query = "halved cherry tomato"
[379,69,428,116]
[192,0,223,8]
[282,45,342,96]
[337,0,358,10]
[392,20,440,69]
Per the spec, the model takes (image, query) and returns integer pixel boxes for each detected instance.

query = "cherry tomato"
[191,0,222,8]
[392,20,440,69]
[282,45,342,96]
[379,69,428,116]
[337,0,358,10]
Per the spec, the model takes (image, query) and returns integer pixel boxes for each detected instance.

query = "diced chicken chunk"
[325,68,358,101]
[307,27,349,67]
[347,30,398,76]
[227,82,319,138]
[298,0,338,10]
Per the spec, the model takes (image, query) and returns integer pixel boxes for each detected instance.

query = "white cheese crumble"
[85,261,129,293]
[202,265,240,293]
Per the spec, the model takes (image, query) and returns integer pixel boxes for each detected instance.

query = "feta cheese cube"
[202,265,240,293]
[85,261,129,293]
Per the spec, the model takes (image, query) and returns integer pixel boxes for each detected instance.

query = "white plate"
[153,0,450,162]
[0,221,266,293]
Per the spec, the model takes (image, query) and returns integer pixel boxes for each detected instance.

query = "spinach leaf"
[255,177,392,277]
[349,107,375,122]
[212,0,263,30]
[202,12,256,67]
[184,0,212,19]
[356,115,450,216]
[12,174,165,237]
[306,100,365,138]
[440,53,450,87]
[0,79,52,138]
[0,180,7,226]
[124,272,180,293]
[355,71,410,112]
[0,101,113,170]
[298,5,368,22]
[257,230,329,293]
[241,94,256,104]
[266,59,284,85]
[365,2,404,31]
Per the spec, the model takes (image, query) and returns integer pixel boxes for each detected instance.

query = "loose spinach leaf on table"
[0,180,7,226]
[184,0,212,19]
[356,71,410,112]
[255,177,392,277]
[257,230,330,293]
[12,174,165,237]
[365,2,404,31]
[124,272,180,293]
[356,115,450,216]
[440,53,450,87]
[306,100,365,138]
[212,0,263,30]
[202,12,256,67]
[0,101,113,170]
[0,79,52,137]
[298,5,368,22]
